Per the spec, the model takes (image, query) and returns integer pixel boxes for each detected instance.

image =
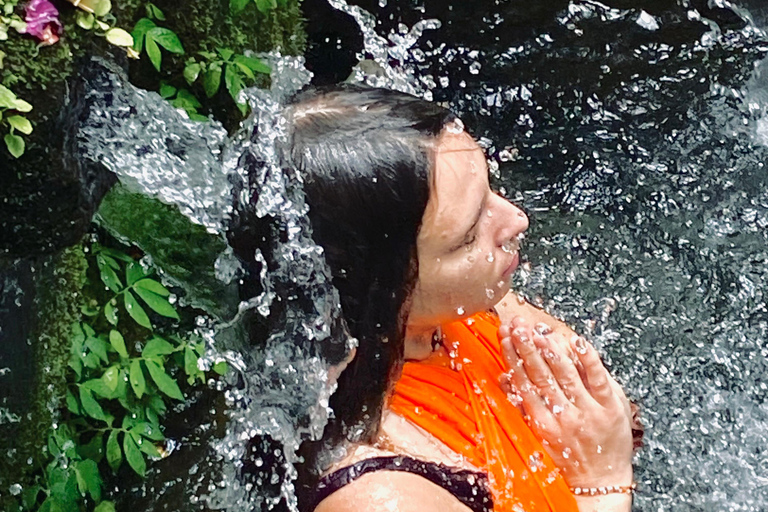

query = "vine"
[8,243,227,512]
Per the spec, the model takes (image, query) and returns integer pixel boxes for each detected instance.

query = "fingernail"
[534,322,553,335]
[513,327,530,344]
[574,336,588,354]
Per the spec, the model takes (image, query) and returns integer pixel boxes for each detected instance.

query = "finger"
[501,336,559,433]
[536,333,592,408]
[571,336,614,407]
[512,328,571,409]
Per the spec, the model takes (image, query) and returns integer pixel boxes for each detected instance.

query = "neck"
[403,323,439,360]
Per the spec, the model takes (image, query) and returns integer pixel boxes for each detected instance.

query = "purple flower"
[22,0,62,46]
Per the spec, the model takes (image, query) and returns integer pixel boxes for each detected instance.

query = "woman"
[266,84,635,511]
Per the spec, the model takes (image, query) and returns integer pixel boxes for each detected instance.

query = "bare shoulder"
[314,469,474,512]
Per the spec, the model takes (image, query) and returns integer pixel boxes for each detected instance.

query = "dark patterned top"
[312,455,493,512]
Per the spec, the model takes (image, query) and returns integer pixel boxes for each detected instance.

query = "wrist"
[574,493,632,512]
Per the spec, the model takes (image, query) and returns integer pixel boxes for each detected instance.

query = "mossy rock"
[0,0,304,261]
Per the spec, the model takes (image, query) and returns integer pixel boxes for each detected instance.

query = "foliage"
[131,5,184,72]
[230,0,287,16]
[0,81,32,157]
[184,47,271,115]
[8,243,228,512]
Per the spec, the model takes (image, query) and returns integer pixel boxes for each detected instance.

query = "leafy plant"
[0,0,26,41]
[184,48,270,115]
[0,83,32,158]
[159,82,208,121]
[74,0,135,54]
[229,0,287,15]
[11,244,228,512]
[131,6,184,72]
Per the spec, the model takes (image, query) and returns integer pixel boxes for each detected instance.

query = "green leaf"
[159,83,177,99]
[82,323,96,337]
[126,261,150,285]
[86,336,110,363]
[76,11,95,29]
[79,387,106,421]
[66,389,80,415]
[93,0,112,16]
[98,247,133,262]
[12,98,32,112]
[95,501,117,512]
[75,459,102,501]
[217,47,235,61]
[106,429,122,472]
[83,377,114,398]
[81,302,99,316]
[230,0,251,13]
[148,27,184,54]
[225,64,245,101]
[100,253,120,269]
[7,115,32,134]
[129,359,146,398]
[131,17,156,53]
[0,84,16,108]
[255,0,277,14]
[143,336,176,357]
[4,133,24,158]
[203,63,222,98]
[22,485,41,509]
[97,255,123,292]
[147,393,167,415]
[106,27,134,47]
[125,291,152,329]
[83,352,101,369]
[134,286,179,319]
[102,365,120,392]
[132,421,164,441]
[234,54,271,75]
[138,439,162,457]
[184,62,201,84]
[234,61,255,80]
[145,36,162,71]
[213,360,229,375]
[145,360,184,400]
[77,431,104,462]
[123,432,146,477]
[148,3,165,20]
[104,300,118,325]
[184,346,199,376]
[109,330,128,358]
[134,278,170,296]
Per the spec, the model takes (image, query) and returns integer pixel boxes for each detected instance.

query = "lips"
[502,251,520,277]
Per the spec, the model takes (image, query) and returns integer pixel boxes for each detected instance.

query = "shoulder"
[313,468,473,512]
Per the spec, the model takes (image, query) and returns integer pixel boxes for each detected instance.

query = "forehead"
[421,131,488,241]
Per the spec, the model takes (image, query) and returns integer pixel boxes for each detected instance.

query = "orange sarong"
[390,312,579,512]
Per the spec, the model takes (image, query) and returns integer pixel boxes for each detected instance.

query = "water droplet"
[486,288,496,299]
[486,253,495,263]
[457,306,465,315]
[528,452,545,472]
[562,447,572,459]
[469,61,482,74]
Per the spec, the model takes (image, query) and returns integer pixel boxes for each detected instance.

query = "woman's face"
[408,127,529,330]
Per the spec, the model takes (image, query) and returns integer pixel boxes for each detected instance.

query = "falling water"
[5,0,768,510]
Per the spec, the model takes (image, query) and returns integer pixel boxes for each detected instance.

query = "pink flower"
[22,0,62,46]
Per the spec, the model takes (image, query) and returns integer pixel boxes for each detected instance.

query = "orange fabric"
[389,312,579,512]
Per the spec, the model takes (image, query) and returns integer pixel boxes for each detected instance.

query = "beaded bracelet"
[570,483,637,496]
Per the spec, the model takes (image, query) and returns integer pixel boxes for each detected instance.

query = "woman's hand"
[498,316,633,490]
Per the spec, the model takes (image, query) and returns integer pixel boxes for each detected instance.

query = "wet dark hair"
[283,84,455,507]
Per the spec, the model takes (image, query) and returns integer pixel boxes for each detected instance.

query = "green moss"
[0,243,88,506]
[96,184,237,319]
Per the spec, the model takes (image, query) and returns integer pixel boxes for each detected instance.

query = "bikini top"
[311,455,493,512]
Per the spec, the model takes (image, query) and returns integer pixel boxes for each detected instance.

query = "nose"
[492,195,528,247]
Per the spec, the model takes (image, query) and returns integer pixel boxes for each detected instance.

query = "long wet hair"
[281,85,455,507]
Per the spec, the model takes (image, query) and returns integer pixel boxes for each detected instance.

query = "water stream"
[5,0,768,511]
